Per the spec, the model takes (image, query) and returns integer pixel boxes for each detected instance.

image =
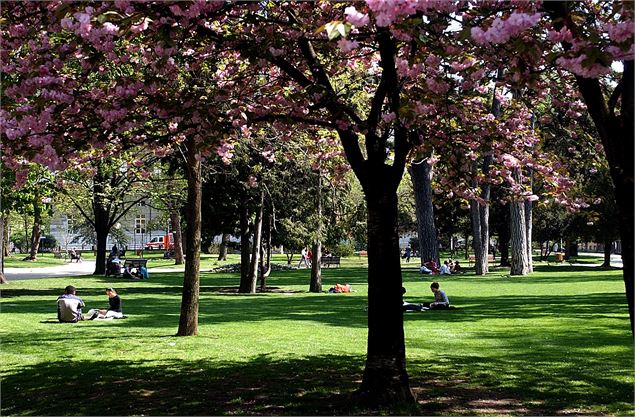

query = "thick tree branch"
[110,195,149,227]
[64,191,96,229]
[251,113,336,129]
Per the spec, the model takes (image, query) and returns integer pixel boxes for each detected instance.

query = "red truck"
[145,233,174,250]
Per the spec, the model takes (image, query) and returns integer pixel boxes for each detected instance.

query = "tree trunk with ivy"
[409,159,439,266]
[177,139,202,337]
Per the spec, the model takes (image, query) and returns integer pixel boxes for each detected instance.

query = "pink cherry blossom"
[547,27,573,43]
[337,38,359,53]
[471,12,542,45]
[604,20,634,43]
[344,6,369,27]
[382,112,396,123]
[555,55,611,78]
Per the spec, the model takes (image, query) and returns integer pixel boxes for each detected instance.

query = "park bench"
[53,250,66,260]
[467,254,494,266]
[123,258,148,271]
[321,256,341,268]
[67,250,82,263]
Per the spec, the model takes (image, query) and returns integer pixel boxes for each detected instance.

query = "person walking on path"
[298,246,310,268]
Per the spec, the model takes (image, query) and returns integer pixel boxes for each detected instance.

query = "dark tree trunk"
[310,171,323,293]
[497,205,511,266]
[177,139,202,337]
[244,191,264,294]
[525,198,533,273]
[470,199,487,275]
[218,232,230,261]
[258,236,266,291]
[239,203,251,291]
[358,167,414,405]
[544,0,633,334]
[510,199,529,275]
[265,215,272,276]
[469,80,499,275]
[259,213,272,291]
[0,216,6,283]
[95,224,109,275]
[409,159,439,266]
[2,215,9,258]
[464,232,469,261]
[92,170,110,275]
[23,214,29,253]
[27,195,42,260]
[170,208,184,265]
[601,240,613,267]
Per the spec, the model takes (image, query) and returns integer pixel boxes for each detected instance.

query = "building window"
[67,216,75,234]
[135,215,146,234]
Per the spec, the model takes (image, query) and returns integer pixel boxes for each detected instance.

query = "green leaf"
[97,11,123,24]
[458,25,472,41]
[324,21,349,41]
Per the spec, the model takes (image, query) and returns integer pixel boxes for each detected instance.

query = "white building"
[49,201,168,251]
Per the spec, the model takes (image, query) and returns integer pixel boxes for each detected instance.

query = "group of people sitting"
[419,259,463,275]
[57,285,124,323]
[402,282,451,312]
[106,245,148,279]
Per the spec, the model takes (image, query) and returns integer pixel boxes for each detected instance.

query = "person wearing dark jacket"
[84,288,123,319]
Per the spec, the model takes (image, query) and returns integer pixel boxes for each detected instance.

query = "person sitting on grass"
[422,282,450,310]
[84,288,124,320]
[57,285,86,323]
[451,260,464,274]
[439,261,452,275]
[424,260,440,274]
[138,265,149,280]
[419,264,433,274]
[122,265,135,279]
[402,287,425,312]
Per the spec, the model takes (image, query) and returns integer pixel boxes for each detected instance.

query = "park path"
[3,260,189,281]
[568,252,623,268]
[4,260,97,281]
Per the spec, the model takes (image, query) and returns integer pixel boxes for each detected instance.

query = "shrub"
[332,243,355,257]
[39,235,58,252]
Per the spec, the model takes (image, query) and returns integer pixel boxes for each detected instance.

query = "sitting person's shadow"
[40,318,64,324]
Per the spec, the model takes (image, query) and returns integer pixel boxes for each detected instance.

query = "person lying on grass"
[422,281,450,309]
[57,285,86,323]
[84,288,123,320]
[402,287,425,312]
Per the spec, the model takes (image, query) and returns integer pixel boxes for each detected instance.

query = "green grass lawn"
[1,263,632,415]
[3,252,68,268]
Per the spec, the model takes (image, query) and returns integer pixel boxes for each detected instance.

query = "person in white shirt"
[439,261,452,275]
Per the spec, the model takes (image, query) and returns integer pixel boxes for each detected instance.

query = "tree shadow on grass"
[408,331,634,416]
[3,353,631,416]
[403,292,630,327]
